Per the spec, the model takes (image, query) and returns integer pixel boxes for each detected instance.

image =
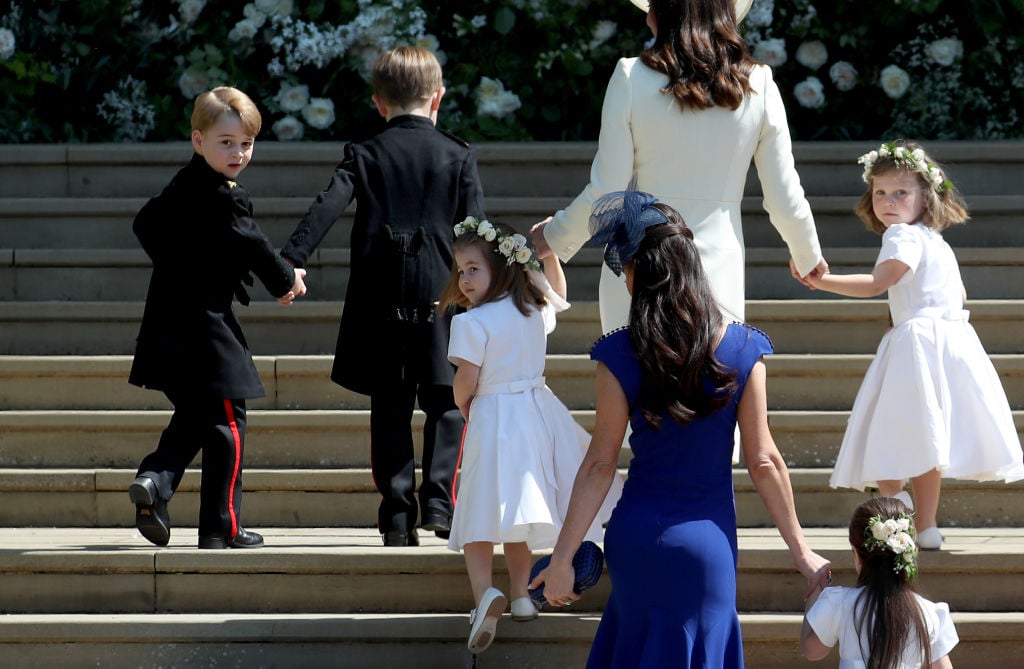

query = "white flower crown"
[864,512,918,580]
[453,216,542,272]
[857,141,954,193]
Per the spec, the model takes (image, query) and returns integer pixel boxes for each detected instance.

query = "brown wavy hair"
[855,139,970,234]
[438,222,546,317]
[629,203,737,429]
[640,0,756,111]
[849,497,932,669]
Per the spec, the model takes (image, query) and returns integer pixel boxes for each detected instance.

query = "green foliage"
[0,0,1022,143]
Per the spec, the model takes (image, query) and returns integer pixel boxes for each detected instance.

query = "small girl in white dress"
[806,140,1024,550]
[802,496,958,668]
[438,217,621,654]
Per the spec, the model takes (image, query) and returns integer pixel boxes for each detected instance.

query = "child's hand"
[530,217,554,259]
[278,268,307,305]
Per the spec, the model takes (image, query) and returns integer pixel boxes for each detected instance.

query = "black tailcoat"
[129,154,295,399]
[282,115,486,395]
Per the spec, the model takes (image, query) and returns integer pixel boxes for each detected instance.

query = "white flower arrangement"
[476,76,522,120]
[828,61,858,92]
[864,511,918,580]
[276,82,310,113]
[879,64,911,100]
[752,37,787,68]
[454,216,541,272]
[793,76,825,109]
[925,37,963,67]
[271,115,304,141]
[857,141,954,192]
[301,97,335,130]
[795,40,828,70]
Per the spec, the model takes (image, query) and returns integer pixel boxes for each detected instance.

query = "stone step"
[1,409,1020,471]
[3,353,1023,411]
[4,246,1024,304]
[0,527,1021,615]
[1,468,1021,529]
[3,193,1022,250]
[2,611,1020,668]
[3,141,1021,199]
[2,299,1021,356]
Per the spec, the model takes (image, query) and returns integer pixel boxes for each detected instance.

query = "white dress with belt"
[543,58,822,330]
[447,292,622,550]
[830,223,1024,489]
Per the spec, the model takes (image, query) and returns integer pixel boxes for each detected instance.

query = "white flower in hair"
[515,247,533,264]
[511,233,528,250]
[453,216,542,271]
[498,236,516,256]
[864,512,918,580]
[886,531,914,555]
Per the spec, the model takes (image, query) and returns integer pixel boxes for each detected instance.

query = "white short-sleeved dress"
[830,223,1024,490]
[806,586,959,668]
[447,286,622,550]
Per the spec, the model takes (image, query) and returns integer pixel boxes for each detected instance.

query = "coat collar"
[385,114,435,131]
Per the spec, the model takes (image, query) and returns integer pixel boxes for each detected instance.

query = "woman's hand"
[790,257,829,289]
[795,550,832,600]
[529,557,579,608]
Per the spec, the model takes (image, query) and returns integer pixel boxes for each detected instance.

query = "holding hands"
[277,267,307,305]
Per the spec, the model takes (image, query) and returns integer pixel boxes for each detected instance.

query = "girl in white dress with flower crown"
[438,217,622,655]
[807,140,1024,550]
[802,497,958,668]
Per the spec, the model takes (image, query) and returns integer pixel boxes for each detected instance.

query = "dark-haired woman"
[530,190,830,668]
[532,0,827,332]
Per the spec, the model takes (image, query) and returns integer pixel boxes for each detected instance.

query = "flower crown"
[864,512,918,581]
[453,216,542,272]
[857,142,954,193]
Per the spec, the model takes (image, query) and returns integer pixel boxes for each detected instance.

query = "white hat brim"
[629,0,752,22]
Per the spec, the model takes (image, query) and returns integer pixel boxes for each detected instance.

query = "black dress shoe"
[382,530,420,547]
[421,509,451,540]
[198,528,265,549]
[129,476,170,547]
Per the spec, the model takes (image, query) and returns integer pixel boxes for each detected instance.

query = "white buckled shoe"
[468,587,507,654]
[916,527,944,550]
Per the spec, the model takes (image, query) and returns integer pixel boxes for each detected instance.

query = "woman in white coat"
[532,0,828,331]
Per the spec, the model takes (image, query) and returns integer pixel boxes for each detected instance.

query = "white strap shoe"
[510,597,540,621]
[468,587,507,653]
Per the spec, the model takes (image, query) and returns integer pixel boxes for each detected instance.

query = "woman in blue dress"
[530,190,832,668]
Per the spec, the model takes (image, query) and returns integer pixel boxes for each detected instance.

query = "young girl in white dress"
[438,217,621,654]
[802,496,958,668]
[807,139,1024,550]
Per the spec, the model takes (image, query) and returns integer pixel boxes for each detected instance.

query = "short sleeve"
[448,313,487,367]
[877,224,923,275]
[805,586,844,648]
[928,601,959,662]
[590,329,641,403]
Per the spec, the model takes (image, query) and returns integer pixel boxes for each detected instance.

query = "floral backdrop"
[1,0,1022,144]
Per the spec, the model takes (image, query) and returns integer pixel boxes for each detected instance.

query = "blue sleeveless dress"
[587,323,773,669]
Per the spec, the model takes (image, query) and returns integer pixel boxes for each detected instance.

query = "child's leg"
[876,479,905,497]
[464,541,496,604]
[909,468,942,530]
[416,383,463,532]
[198,397,248,539]
[369,381,419,540]
[502,542,533,602]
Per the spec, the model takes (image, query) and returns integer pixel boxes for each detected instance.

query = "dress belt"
[905,307,970,322]
[475,376,546,396]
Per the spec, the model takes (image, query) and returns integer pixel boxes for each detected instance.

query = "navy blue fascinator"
[588,186,670,276]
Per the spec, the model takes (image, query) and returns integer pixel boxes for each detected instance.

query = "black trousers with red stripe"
[370,382,463,534]
[136,389,247,537]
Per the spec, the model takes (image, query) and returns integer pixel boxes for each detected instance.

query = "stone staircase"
[1,141,1023,668]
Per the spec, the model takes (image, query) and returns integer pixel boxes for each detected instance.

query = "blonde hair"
[372,46,443,107]
[191,86,262,136]
[855,139,969,234]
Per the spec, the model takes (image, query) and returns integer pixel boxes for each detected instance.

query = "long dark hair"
[629,203,737,429]
[850,497,932,669]
[640,0,756,111]
[438,222,546,316]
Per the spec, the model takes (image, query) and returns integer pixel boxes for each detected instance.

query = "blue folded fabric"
[527,540,604,608]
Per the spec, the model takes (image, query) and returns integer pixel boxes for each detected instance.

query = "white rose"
[828,61,858,92]
[896,517,911,532]
[511,234,528,250]
[276,83,310,113]
[302,97,335,130]
[793,76,825,109]
[228,18,260,41]
[883,519,900,536]
[178,0,206,25]
[870,520,889,541]
[753,38,787,67]
[242,4,268,27]
[476,77,522,119]
[498,237,516,256]
[177,67,209,99]
[887,532,915,554]
[879,64,911,99]
[0,28,14,61]
[589,20,617,49]
[461,216,479,227]
[476,220,495,237]
[272,115,304,141]
[515,247,534,265]
[482,228,497,242]
[795,40,828,70]
[925,37,963,67]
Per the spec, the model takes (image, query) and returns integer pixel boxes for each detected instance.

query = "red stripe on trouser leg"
[222,398,242,538]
